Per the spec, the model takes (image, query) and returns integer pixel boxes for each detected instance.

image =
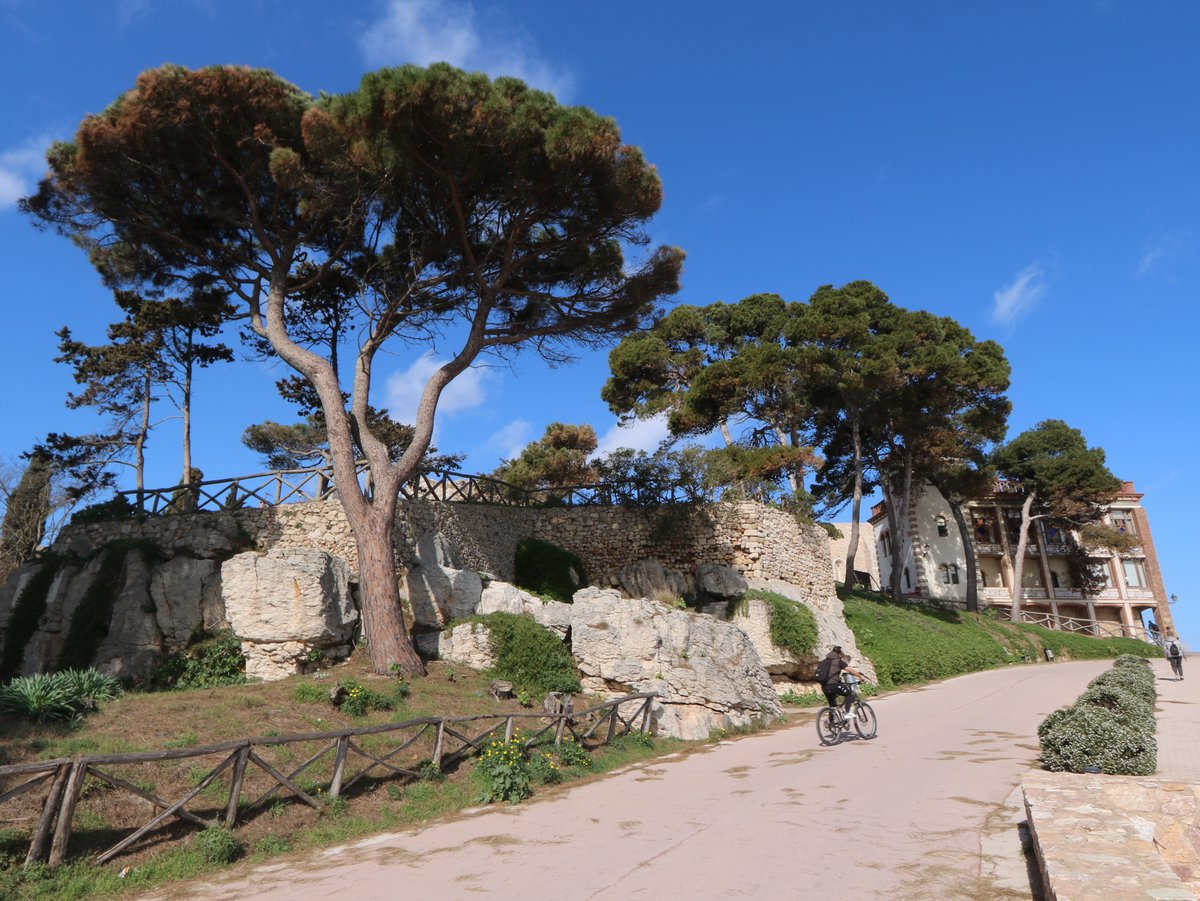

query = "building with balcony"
[868,481,1175,641]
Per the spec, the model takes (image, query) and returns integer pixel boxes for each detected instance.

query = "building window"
[1091,563,1114,589]
[1050,571,1060,589]
[881,530,892,558]
[936,515,948,537]
[1123,560,1147,588]
[941,563,959,584]
[903,567,911,589]
[1112,510,1136,536]
[974,514,997,543]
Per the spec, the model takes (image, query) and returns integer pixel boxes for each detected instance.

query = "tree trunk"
[880,478,904,601]
[180,350,193,487]
[350,507,425,676]
[1008,492,1036,622]
[949,500,978,612]
[843,412,863,588]
[135,371,151,508]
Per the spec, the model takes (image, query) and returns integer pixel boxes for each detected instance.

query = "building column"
[1120,603,1137,640]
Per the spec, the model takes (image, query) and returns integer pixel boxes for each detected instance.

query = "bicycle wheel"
[854,702,877,739]
[816,707,843,745]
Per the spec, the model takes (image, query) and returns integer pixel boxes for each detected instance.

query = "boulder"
[477,580,572,637]
[743,577,877,686]
[570,589,781,740]
[222,547,359,681]
[423,621,496,670]
[695,563,748,598]
[614,559,693,602]
[404,563,483,628]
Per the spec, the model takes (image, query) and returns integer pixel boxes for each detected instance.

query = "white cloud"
[359,0,575,99]
[483,418,533,461]
[594,413,672,458]
[383,352,492,425]
[1136,233,1189,278]
[0,136,52,208]
[991,264,1046,327]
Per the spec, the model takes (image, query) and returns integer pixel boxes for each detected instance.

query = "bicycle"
[815,674,877,745]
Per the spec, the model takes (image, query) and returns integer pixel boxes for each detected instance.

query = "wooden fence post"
[26,764,70,865]
[224,745,250,828]
[554,714,567,747]
[329,736,350,799]
[640,697,653,734]
[605,705,619,744]
[503,716,514,743]
[48,762,87,867]
[432,721,445,768]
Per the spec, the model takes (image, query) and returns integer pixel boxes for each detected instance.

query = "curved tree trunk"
[1008,492,1036,623]
[949,500,978,612]
[350,505,425,676]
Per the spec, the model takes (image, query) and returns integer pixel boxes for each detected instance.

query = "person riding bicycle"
[818,646,865,726]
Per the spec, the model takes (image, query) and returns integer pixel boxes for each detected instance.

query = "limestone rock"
[241,639,353,682]
[695,563,748,598]
[570,592,781,740]
[477,580,572,637]
[615,559,692,603]
[744,577,877,685]
[424,621,495,670]
[404,563,483,628]
[222,547,358,644]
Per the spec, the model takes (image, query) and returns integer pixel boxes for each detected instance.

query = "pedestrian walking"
[1166,636,1185,680]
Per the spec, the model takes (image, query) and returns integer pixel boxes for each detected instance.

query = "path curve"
[159,660,1113,901]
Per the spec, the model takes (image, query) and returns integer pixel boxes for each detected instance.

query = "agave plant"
[0,673,79,723]
[58,669,123,705]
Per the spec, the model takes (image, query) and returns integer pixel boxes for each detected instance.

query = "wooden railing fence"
[117,462,717,514]
[0,693,655,868]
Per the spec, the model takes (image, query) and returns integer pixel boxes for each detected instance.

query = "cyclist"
[818,645,866,727]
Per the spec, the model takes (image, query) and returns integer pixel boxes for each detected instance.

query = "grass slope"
[840,586,1160,689]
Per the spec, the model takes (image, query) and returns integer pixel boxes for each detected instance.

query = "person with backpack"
[1166,636,1185,680]
[817,645,866,726]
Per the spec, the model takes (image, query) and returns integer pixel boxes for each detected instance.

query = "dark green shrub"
[1077,683,1150,726]
[193,825,244,864]
[335,678,395,716]
[743,590,818,659]
[474,612,581,694]
[556,734,592,769]
[292,682,327,704]
[528,749,562,785]
[512,537,587,602]
[68,495,142,527]
[0,555,61,680]
[0,669,121,723]
[148,632,246,690]
[1088,666,1155,707]
[1038,703,1156,775]
[1114,653,1154,668]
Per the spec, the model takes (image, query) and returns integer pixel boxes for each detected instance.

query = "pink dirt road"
[160,660,1111,901]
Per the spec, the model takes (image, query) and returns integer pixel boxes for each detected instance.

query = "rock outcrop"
[570,587,782,740]
[221,547,358,681]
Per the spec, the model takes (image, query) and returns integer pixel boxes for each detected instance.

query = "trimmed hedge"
[1038,657,1157,775]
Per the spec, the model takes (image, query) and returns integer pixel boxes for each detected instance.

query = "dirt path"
[160,660,1111,901]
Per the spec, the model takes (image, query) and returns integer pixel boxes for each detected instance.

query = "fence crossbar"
[0,769,55,806]
[244,739,337,812]
[338,725,431,793]
[86,765,213,830]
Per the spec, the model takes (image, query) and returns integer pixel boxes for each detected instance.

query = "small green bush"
[148,632,246,690]
[528,749,562,785]
[193,825,244,864]
[292,682,327,704]
[742,590,818,659]
[1038,703,1156,775]
[1088,666,1155,707]
[609,731,654,751]
[0,669,122,723]
[68,495,142,527]
[1077,683,1149,726]
[556,735,591,769]
[512,537,587,602]
[473,612,581,695]
[256,834,291,855]
[474,736,531,804]
[335,679,395,717]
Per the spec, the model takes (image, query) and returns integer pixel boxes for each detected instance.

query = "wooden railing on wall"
[117,462,717,514]
[0,693,656,868]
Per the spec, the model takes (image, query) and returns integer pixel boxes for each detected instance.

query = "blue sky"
[1,1,1197,644]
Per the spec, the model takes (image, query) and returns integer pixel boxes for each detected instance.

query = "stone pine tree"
[491,423,600,494]
[802,282,904,588]
[25,63,683,675]
[991,420,1121,623]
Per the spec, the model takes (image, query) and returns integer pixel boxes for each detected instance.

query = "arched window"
[881,530,893,557]
[936,515,948,537]
[941,563,960,585]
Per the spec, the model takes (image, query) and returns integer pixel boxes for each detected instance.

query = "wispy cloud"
[359,0,575,99]
[384,352,493,428]
[1136,233,1190,278]
[594,413,672,458]
[0,135,52,209]
[991,263,1046,327]
[483,418,533,462]
[116,0,150,26]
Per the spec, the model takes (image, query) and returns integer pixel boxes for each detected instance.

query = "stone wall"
[1,497,837,679]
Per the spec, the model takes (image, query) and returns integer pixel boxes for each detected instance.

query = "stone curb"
[1022,770,1200,900]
